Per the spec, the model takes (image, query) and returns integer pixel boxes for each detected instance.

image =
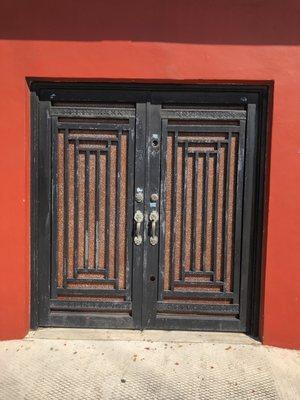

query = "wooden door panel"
[153,106,248,330]
[47,105,137,326]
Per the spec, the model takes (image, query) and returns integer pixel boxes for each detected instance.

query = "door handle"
[149,211,159,245]
[134,210,144,245]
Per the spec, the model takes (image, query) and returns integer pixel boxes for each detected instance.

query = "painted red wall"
[0,1,299,349]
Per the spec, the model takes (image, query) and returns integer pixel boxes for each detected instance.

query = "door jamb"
[30,81,271,338]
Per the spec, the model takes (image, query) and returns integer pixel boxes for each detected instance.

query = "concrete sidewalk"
[0,329,299,400]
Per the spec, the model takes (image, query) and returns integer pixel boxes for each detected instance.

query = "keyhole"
[152,139,159,148]
[150,275,156,282]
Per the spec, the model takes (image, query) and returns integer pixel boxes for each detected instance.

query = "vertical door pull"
[134,210,144,245]
[149,211,159,245]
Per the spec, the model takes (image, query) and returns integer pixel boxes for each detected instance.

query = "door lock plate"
[135,192,144,203]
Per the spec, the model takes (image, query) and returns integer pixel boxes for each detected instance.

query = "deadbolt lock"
[150,193,159,202]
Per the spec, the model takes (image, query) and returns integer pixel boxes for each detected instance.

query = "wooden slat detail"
[50,300,131,311]
[161,109,246,120]
[157,302,239,314]
[51,106,135,118]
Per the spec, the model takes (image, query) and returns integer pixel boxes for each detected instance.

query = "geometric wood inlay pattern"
[158,111,246,317]
[50,107,135,314]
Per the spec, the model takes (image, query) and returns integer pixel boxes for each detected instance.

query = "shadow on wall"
[1,0,300,44]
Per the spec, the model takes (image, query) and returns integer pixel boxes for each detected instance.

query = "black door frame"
[31,81,270,337]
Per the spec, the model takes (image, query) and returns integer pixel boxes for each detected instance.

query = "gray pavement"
[0,329,299,400]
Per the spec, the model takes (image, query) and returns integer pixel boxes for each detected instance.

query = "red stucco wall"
[0,1,299,349]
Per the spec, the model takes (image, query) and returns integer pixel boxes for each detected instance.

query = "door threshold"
[27,328,260,345]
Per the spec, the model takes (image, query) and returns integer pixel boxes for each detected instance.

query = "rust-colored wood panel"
[53,123,131,311]
[160,114,243,317]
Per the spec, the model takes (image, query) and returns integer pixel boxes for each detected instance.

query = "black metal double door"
[34,85,259,332]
